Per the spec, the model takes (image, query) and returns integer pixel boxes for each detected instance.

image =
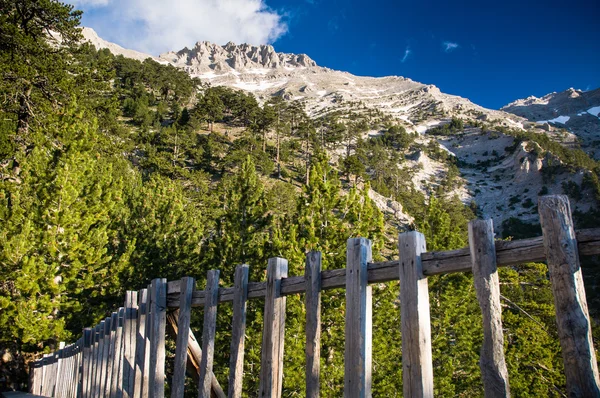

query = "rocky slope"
[81,29,600,232]
[502,87,600,158]
[81,27,161,63]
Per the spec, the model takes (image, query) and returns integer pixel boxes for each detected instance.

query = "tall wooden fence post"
[171,277,195,398]
[123,291,139,398]
[469,219,510,397]
[134,289,149,398]
[113,307,126,398]
[149,278,167,398]
[538,195,600,396]
[259,257,288,398]
[345,238,373,398]
[399,231,434,398]
[199,270,220,398]
[229,265,249,398]
[305,251,322,398]
[104,312,118,398]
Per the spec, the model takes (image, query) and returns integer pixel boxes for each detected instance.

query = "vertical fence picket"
[259,258,288,398]
[52,347,62,397]
[305,251,322,398]
[104,312,118,398]
[74,340,82,398]
[123,291,139,398]
[100,318,112,397]
[30,361,38,395]
[469,219,510,397]
[199,271,220,398]
[228,265,249,398]
[344,238,373,398]
[399,231,434,398]
[94,322,105,398]
[134,289,149,398]
[539,195,600,396]
[149,279,167,398]
[141,286,152,398]
[171,277,195,398]
[40,354,48,396]
[82,328,92,398]
[56,342,66,398]
[112,307,126,398]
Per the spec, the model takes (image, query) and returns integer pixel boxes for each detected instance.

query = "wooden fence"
[28,195,600,397]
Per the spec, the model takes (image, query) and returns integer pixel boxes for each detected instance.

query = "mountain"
[81,27,160,63]
[80,29,600,232]
[502,88,600,158]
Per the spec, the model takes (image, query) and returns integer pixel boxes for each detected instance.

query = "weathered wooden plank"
[111,307,125,398]
[141,287,151,398]
[29,361,38,395]
[469,219,510,398]
[55,342,66,398]
[171,277,195,398]
[399,231,434,398]
[305,251,321,398]
[67,345,74,398]
[94,321,106,398]
[259,258,288,398]
[82,328,92,398]
[344,238,372,398]
[199,271,220,398]
[76,342,83,398]
[104,313,118,398]
[166,228,600,309]
[100,318,112,398]
[65,345,74,398]
[228,265,249,398]
[40,354,49,397]
[133,289,148,398]
[165,312,226,398]
[148,279,167,398]
[62,345,70,398]
[123,291,139,398]
[538,195,600,396]
[72,342,80,398]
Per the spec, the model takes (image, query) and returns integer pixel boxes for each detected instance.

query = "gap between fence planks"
[166,228,600,308]
[165,312,226,398]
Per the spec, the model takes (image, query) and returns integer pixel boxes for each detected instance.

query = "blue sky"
[71,0,599,109]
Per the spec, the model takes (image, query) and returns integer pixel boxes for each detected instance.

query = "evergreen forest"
[1,1,598,396]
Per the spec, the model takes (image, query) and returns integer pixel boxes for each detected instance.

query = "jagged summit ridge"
[159,41,317,75]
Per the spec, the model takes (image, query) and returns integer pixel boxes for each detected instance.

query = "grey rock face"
[502,88,600,158]
[158,41,317,74]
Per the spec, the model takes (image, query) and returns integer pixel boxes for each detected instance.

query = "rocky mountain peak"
[159,40,317,75]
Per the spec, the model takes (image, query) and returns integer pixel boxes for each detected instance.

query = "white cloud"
[67,0,288,55]
[401,46,411,63]
[443,41,459,52]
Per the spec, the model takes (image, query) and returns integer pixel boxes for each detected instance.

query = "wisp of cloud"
[401,46,411,63]
[66,0,288,55]
[443,41,459,52]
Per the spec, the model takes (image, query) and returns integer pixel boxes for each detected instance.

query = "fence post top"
[398,230,424,239]
[468,218,494,226]
[347,237,371,245]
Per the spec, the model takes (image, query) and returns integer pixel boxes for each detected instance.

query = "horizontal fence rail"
[28,195,600,397]
[165,227,600,308]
